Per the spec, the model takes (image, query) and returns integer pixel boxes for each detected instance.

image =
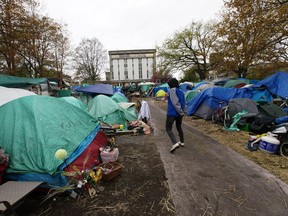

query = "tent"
[111,93,128,103]
[139,82,155,93]
[224,79,250,88]
[253,71,288,98]
[153,83,169,95]
[1,93,105,187]
[0,86,36,106]
[59,96,87,110]
[87,95,137,129]
[155,90,166,97]
[186,87,253,120]
[76,83,114,96]
[185,90,200,104]
[180,82,194,92]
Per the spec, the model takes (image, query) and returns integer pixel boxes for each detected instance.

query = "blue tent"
[180,82,194,93]
[76,83,113,96]
[186,87,254,120]
[253,71,288,98]
[153,83,169,95]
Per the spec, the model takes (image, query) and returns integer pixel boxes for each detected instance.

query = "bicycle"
[211,100,232,128]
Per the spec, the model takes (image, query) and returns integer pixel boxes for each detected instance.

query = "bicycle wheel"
[211,112,218,123]
[279,142,288,157]
[223,112,231,128]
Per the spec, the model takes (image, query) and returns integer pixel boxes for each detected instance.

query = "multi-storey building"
[108,49,156,84]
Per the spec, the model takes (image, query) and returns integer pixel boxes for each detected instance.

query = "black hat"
[167,78,179,88]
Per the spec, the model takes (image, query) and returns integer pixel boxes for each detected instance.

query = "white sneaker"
[178,142,185,147]
[170,143,180,153]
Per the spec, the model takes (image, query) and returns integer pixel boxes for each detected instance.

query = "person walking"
[166,78,186,153]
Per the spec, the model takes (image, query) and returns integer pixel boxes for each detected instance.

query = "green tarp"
[0,74,48,88]
[0,95,99,175]
[59,96,87,110]
[87,95,137,128]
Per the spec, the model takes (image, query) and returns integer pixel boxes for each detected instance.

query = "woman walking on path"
[166,78,187,153]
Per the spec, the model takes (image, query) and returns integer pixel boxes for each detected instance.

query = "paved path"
[149,100,288,216]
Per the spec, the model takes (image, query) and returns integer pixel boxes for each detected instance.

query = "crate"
[99,161,124,181]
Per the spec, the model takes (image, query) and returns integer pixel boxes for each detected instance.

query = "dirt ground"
[13,97,288,216]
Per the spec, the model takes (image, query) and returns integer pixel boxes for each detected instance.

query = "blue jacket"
[167,87,186,117]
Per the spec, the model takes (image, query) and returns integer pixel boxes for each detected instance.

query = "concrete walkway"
[149,100,288,216]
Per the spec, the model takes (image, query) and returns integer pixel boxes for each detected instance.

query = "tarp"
[224,79,250,88]
[111,93,128,103]
[76,83,114,96]
[187,87,253,120]
[0,86,36,107]
[153,83,169,95]
[59,96,87,110]
[87,95,137,128]
[253,71,288,98]
[0,74,48,88]
[180,82,194,92]
[228,98,259,119]
[1,95,100,186]
[185,90,200,103]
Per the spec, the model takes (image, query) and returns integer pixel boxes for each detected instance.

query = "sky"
[40,0,224,51]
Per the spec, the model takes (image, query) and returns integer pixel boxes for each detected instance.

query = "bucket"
[259,135,280,154]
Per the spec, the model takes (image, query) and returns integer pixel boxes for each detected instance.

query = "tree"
[0,0,30,75]
[73,38,107,82]
[157,21,219,80]
[216,0,288,78]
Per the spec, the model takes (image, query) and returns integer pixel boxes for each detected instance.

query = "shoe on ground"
[178,142,184,147]
[170,143,180,153]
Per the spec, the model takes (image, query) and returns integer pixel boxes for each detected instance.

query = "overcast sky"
[40,0,224,51]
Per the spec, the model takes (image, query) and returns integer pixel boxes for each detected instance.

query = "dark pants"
[166,115,184,144]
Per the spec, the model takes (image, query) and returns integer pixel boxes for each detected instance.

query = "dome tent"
[87,95,137,129]
[0,93,104,187]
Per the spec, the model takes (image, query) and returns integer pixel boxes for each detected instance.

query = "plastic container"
[259,135,280,154]
[100,148,119,162]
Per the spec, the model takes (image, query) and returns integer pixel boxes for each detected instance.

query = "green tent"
[87,95,137,129]
[0,95,99,175]
[59,96,87,110]
[111,93,128,103]
[185,90,200,103]
[224,79,250,88]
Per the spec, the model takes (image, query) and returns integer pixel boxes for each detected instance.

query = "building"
[108,49,156,84]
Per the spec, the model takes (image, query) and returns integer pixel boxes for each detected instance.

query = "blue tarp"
[254,71,288,98]
[76,84,113,96]
[153,83,169,95]
[187,87,253,116]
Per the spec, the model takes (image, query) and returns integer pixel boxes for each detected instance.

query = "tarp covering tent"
[185,90,200,104]
[1,95,102,187]
[118,102,138,121]
[111,93,128,103]
[0,86,36,106]
[228,98,259,119]
[139,82,155,92]
[224,79,250,88]
[87,95,137,128]
[187,87,253,120]
[153,83,169,95]
[0,74,48,88]
[76,83,114,96]
[59,96,87,110]
[253,71,288,98]
[180,82,194,92]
